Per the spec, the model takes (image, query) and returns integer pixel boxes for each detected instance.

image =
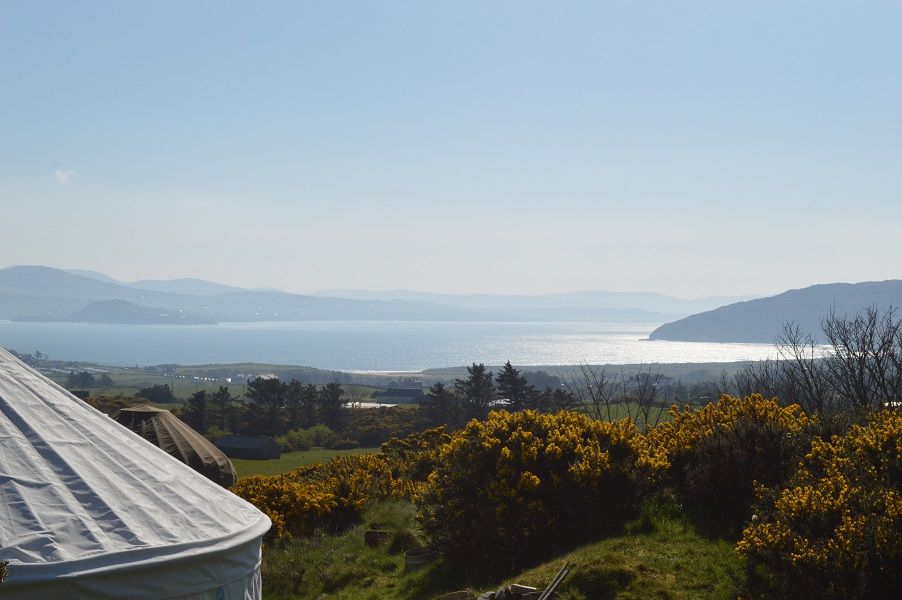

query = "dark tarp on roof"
[113,406,238,488]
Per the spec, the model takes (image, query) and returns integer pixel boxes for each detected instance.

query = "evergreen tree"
[495,361,535,411]
[284,380,304,431]
[319,382,346,430]
[300,383,319,428]
[210,386,236,431]
[245,376,288,436]
[455,363,495,420]
[420,381,464,429]
[183,390,208,433]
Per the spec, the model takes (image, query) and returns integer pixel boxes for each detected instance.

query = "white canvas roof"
[0,348,270,599]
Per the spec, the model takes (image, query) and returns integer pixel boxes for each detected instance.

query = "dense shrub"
[203,425,228,443]
[646,394,812,532]
[276,425,335,452]
[232,475,337,541]
[275,429,311,452]
[235,451,420,541]
[737,409,902,599]
[417,410,649,569]
[292,453,419,526]
[338,406,421,447]
[382,425,452,486]
[326,436,359,450]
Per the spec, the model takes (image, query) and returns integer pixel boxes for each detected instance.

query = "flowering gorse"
[737,409,902,599]
[417,410,651,566]
[647,393,812,475]
[233,453,417,541]
[232,475,336,540]
[645,394,811,530]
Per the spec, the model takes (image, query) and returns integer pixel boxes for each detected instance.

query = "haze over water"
[0,321,780,371]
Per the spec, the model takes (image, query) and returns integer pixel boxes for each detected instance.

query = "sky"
[2,1,900,299]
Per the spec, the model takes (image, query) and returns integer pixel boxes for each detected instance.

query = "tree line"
[142,360,715,442]
[167,362,581,440]
[419,361,579,430]
[177,378,348,438]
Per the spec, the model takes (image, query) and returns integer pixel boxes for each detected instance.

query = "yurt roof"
[0,348,270,599]
[112,405,238,488]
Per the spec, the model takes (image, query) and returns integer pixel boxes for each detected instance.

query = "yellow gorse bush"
[418,410,650,566]
[232,475,337,540]
[640,393,815,535]
[647,393,811,476]
[737,409,902,598]
[233,452,418,541]
[381,425,451,494]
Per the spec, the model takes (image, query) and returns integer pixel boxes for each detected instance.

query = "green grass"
[509,505,742,600]
[260,501,741,600]
[232,447,379,477]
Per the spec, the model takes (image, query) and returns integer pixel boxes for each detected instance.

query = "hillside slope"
[649,280,902,343]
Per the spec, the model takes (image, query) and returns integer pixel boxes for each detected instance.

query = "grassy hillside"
[260,500,740,600]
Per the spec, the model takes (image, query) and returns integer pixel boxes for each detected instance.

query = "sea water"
[0,320,780,371]
[0,321,775,371]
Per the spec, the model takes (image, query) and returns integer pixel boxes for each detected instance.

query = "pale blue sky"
[2,1,900,297]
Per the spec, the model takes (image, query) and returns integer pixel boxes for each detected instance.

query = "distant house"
[214,435,281,460]
[372,388,428,404]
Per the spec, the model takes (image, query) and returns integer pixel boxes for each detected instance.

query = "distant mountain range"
[649,280,902,343]
[5,266,898,338]
[310,288,751,315]
[0,265,754,325]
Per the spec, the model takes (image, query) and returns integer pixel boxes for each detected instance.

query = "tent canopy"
[0,348,269,599]
[113,405,238,488]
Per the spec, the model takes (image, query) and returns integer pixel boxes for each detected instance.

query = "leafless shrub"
[564,364,668,427]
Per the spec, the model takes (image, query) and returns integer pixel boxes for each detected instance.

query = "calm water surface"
[0,321,780,371]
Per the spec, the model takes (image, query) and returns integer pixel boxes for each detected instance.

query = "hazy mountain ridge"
[11,266,901,341]
[1,265,714,324]
[649,280,902,343]
[311,288,756,314]
[62,299,217,325]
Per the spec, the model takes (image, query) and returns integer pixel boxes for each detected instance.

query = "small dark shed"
[215,435,282,460]
[372,388,427,403]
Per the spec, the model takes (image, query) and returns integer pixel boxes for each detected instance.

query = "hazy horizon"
[4,263,764,301]
[3,2,900,298]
